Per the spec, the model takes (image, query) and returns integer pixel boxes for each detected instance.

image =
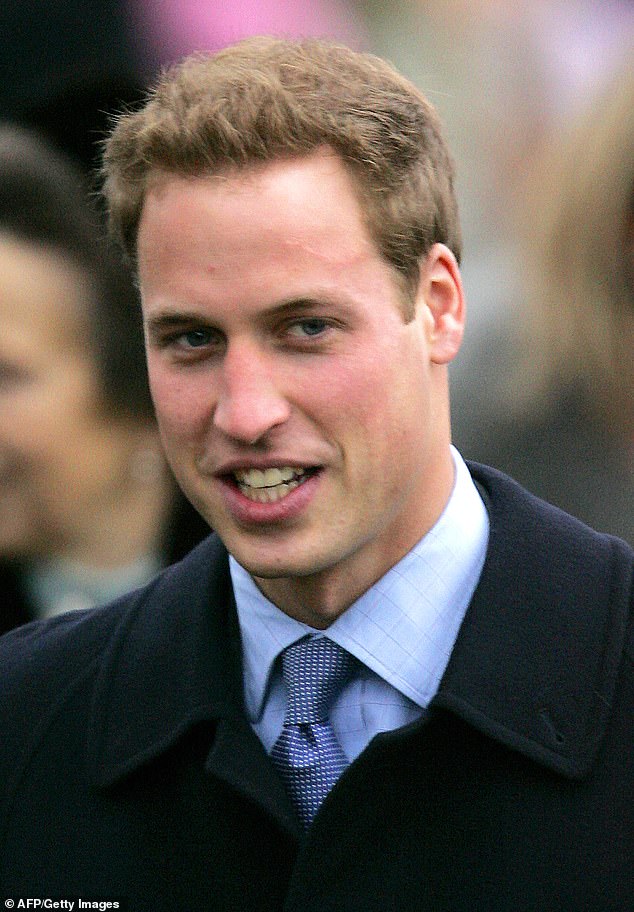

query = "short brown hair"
[102,36,461,302]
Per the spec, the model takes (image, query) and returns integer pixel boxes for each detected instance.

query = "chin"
[234,556,303,580]
[230,545,329,581]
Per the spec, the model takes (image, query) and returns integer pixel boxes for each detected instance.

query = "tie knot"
[280,636,353,725]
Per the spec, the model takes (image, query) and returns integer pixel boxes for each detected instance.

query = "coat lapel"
[207,717,300,834]
[87,535,299,835]
[433,463,633,777]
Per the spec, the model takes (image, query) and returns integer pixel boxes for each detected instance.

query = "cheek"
[306,347,391,414]
[148,367,212,446]
[0,390,71,460]
[334,348,430,465]
[321,343,423,425]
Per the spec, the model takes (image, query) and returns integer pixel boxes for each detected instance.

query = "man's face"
[138,149,463,617]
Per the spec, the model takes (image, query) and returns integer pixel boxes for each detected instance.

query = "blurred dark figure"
[459,52,634,544]
[0,0,148,173]
[0,125,209,632]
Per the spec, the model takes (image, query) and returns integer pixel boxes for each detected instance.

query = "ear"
[416,243,465,365]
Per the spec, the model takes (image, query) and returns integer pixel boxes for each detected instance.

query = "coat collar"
[434,462,632,778]
[87,464,633,792]
[87,533,300,832]
[88,535,244,786]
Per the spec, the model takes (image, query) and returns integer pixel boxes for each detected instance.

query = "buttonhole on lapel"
[538,708,566,746]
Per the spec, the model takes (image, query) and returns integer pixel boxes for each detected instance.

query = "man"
[1,37,632,911]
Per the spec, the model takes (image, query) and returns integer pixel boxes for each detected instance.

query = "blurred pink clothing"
[132,0,366,65]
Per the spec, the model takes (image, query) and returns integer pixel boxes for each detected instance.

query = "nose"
[213,341,291,444]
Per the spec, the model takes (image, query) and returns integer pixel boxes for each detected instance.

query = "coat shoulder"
[0,534,226,788]
[468,459,634,567]
[0,581,151,788]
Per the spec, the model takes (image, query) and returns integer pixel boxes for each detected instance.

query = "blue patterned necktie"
[270,636,354,829]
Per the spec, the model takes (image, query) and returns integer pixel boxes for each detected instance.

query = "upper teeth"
[234,466,305,488]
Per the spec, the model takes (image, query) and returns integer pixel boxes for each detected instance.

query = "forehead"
[137,150,378,279]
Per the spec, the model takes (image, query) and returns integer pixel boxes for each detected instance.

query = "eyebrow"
[145,311,206,331]
[145,296,351,335]
[264,297,347,317]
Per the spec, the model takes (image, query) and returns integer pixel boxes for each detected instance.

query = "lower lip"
[219,471,322,526]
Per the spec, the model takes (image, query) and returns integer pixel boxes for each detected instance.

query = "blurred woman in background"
[0,125,208,632]
[460,51,633,543]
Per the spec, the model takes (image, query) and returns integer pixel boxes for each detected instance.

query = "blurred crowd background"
[0,0,632,631]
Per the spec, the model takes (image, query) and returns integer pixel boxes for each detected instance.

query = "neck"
[255,566,379,630]
[255,444,456,627]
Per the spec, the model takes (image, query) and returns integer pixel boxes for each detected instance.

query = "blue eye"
[183,329,213,347]
[288,319,329,338]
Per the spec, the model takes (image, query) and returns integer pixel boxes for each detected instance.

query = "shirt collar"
[232,447,489,721]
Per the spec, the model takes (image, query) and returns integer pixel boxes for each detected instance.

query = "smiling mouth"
[232,466,317,503]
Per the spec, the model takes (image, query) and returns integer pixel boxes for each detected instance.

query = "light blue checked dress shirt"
[231,447,489,763]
